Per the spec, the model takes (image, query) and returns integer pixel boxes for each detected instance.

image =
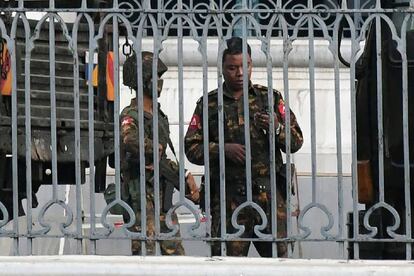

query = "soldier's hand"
[254,112,279,131]
[186,172,200,203]
[224,143,245,164]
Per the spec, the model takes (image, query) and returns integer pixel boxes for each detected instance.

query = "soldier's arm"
[184,101,219,165]
[160,155,199,202]
[159,155,180,189]
[121,115,154,159]
[274,92,304,153]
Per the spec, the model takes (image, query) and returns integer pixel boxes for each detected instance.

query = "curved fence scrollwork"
[0,0,413,260]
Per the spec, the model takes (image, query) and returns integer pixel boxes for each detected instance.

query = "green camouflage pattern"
[185,83,303,257]
[210,185,287,257]
[129,188,184,256]
[120,99,184,256]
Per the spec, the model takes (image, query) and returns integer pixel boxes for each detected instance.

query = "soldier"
[184,37,303,257]
[121,51,200,255]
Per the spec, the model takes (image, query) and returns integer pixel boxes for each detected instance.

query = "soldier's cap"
[123,51,168,90]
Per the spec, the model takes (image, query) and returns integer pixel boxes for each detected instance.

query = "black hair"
[222,36,252,62]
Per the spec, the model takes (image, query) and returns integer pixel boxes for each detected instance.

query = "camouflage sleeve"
[160,150,180,174]
[160,153,182,189]
[274,92,304,153]
[120,114,154,159]
[160,155,193,193]
[184,100,219,165]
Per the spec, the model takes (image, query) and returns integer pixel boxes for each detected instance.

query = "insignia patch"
[278,99,286,119]
[121,116,134,127]
[188,114,200,130]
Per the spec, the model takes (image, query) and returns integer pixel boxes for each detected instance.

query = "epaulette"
[196,89,218,104]
[253,84,267,91]
[208,89,219,96]
[122,106,135,117]
[253,84,283,97]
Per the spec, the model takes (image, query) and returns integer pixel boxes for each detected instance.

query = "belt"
[252,183,271,194]
[221,178,271,196]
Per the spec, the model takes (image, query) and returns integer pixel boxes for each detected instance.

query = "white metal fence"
[0,0,413,261]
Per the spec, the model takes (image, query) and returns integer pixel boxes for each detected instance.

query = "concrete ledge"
[0,256,414,276]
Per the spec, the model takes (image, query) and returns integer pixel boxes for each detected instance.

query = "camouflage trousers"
[129,193,185,256]
[211,185,287,257]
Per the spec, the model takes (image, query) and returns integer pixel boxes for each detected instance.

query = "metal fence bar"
[20,11,33,255]
[72,15,82,256]
[332,11,345,258]
[177,2,185,213]
[350,9,361,261]
[49,9,58,214]
[87,12,97,255]
[400,13,412,260]
[10,12,19,256]
[201,9,212,258]
[264,20,278,258]
[134,23,147,256]
[309,9,318,209]
[280,13,294,258]
[150,10,161,256]
[375,12,385,206]
[217,37,227,257]
[0,0,413,260]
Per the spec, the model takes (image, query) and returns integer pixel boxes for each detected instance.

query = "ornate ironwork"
[0,0,413,259]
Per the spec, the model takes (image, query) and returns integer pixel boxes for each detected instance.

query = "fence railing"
[0,0,413,260]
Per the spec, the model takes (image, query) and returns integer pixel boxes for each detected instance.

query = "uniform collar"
[222,81,257,99]
[130,98,137,107]
[129,97,161,119]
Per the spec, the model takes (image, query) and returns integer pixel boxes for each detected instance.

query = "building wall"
[117,39,357,258]
[120,38,356,176]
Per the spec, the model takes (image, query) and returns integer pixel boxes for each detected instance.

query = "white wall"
[117,39,358,259]
[120,60,354,176]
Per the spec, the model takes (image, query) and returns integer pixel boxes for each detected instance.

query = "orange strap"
[106,51,114,101]
[0,42,12,96]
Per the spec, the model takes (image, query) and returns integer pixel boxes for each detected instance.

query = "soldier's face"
[145,77,164,98]
[222,53,252,92]
[156,78,164,97]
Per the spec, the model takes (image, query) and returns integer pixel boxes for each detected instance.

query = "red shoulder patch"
[278,99,286,119]
[188,114,200,130]
[121,116,134,127]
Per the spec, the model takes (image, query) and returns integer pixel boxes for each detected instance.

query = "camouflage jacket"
[120,98,180,211]
[184,83,303,184]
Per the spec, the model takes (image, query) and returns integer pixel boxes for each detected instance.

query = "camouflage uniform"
[185,83,303,257]
[120,52,184,256]
[120,100,185,256]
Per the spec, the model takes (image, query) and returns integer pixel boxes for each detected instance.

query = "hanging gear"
[122,40,132,58]
[122,40,133,95]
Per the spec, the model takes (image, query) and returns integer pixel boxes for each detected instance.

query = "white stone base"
[0,256,413,276]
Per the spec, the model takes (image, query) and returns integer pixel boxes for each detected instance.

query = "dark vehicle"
[346,0,414,259]
[0,0,114,220]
